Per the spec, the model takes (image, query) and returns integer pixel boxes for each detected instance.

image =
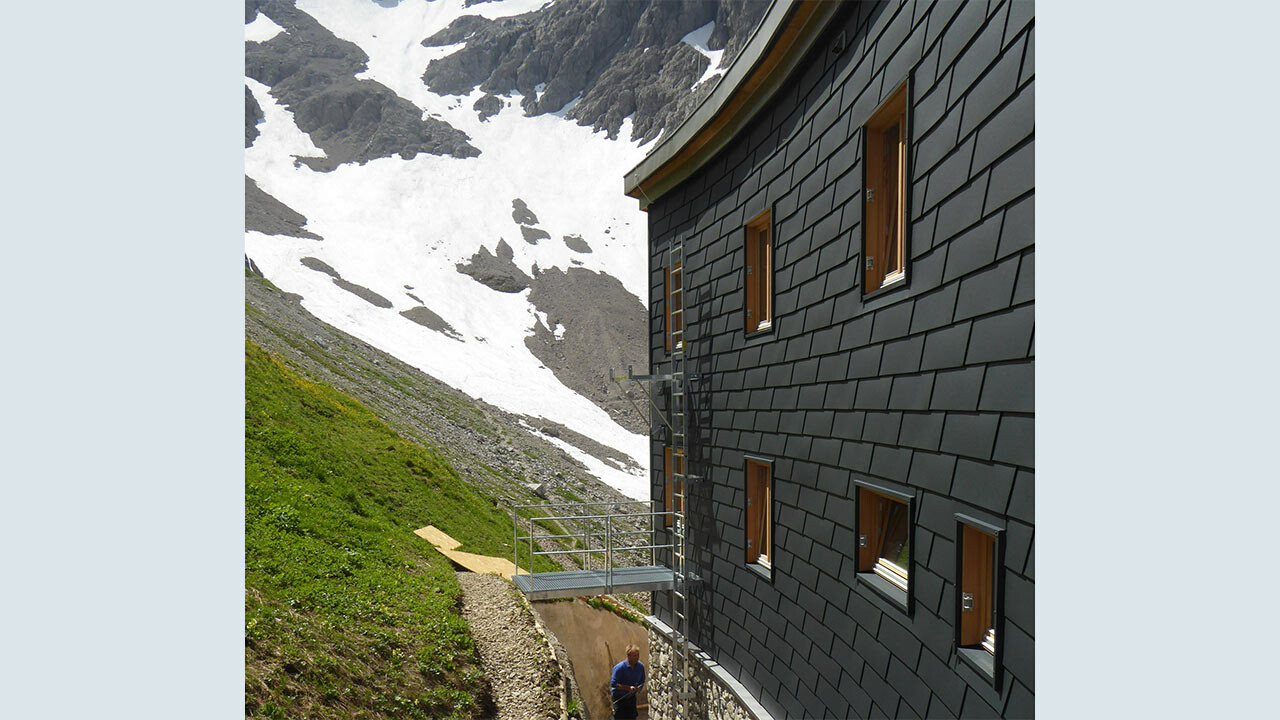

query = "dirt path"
[456,572,562,720]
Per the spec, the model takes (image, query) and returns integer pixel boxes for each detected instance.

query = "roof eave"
[623,0,844,211]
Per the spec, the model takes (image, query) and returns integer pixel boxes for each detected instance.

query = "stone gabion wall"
[647,625,755,720]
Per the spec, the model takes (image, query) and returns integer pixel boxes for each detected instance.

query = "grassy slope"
[245,340,554,719]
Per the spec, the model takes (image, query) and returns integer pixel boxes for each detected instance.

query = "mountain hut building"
[622,0,1035,717]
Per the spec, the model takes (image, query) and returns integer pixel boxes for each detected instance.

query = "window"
[744,210,772,334]
[744,459,772,569]
[663,446,684,529]
[862,83,908,294]
[664,260,683,351]
[955,516,1003,684]
[856,485,913,608]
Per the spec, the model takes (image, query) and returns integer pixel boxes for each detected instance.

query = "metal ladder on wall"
[668,238,693,720]
[612,237,694,718]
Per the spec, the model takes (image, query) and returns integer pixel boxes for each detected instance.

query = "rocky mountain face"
[246,0,479,171]
[523,264,649,435]
[423,0,768,143]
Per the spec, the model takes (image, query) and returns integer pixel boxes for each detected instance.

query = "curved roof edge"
[623,0,844,211]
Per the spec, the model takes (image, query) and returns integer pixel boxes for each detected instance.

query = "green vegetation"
[585,596,644,625]
[621,594,646,614]
[245,340,556,719]
[556,485,585,504]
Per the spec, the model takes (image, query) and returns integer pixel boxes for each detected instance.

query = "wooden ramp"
[414,525,522,580]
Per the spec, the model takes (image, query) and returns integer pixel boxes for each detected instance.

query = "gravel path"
[456,572,562,720]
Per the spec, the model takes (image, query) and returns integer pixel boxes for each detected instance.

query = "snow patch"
[467,0,556,21]
[549,94,582,118]
[244,78,325,163]
[682,21,725,90]
[520,421,647,500]
[245,12,285,43]
[532,308,551,332]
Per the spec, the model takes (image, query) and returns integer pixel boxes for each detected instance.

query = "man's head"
[625,643,640,666]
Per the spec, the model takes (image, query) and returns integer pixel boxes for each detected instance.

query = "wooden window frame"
[663,446,684,529]
[861,81,911,297]
[744,457,773,575]
[664,260,683,352]
[853,481,915,613]
[954,514,1005,689]
[744,209,773,336]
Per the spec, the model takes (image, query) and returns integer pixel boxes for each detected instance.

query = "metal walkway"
[510,500,674,601]
[512,565,674,600]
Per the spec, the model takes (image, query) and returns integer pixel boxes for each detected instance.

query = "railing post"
[512,506,518,576]
[606,514,613,591]
[650,501,656,568]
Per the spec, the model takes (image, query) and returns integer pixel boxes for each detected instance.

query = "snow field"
[246,1,657,498]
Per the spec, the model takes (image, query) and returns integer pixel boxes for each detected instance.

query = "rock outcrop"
[245,176,322,240]
[246,0,478,171]
[245,86,264,147]
[300,256,393,308]
[456,240,532,293]
[524,265,648,435]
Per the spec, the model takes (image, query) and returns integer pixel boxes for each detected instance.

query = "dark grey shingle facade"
[640,1,1034,717]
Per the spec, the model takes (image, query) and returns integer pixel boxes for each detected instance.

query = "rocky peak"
[246,0,479,171]
[421,0,768,143]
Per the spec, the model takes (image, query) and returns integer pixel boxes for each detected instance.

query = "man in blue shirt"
[609,644,645,719]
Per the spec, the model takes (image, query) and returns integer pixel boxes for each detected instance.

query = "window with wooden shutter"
[745,459,771,569]
[744,210,772,334]
[954,516,1003,686]
[862,83,909,294]
[960,525,996,650]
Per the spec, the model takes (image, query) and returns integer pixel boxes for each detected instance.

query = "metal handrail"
[511,500,673,582]
[519,511,664,523]
[517,541,676,553]
[511,500,653,510]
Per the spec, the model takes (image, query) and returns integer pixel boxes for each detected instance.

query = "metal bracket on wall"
[608,365,673,434]
[611,364,702,384]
